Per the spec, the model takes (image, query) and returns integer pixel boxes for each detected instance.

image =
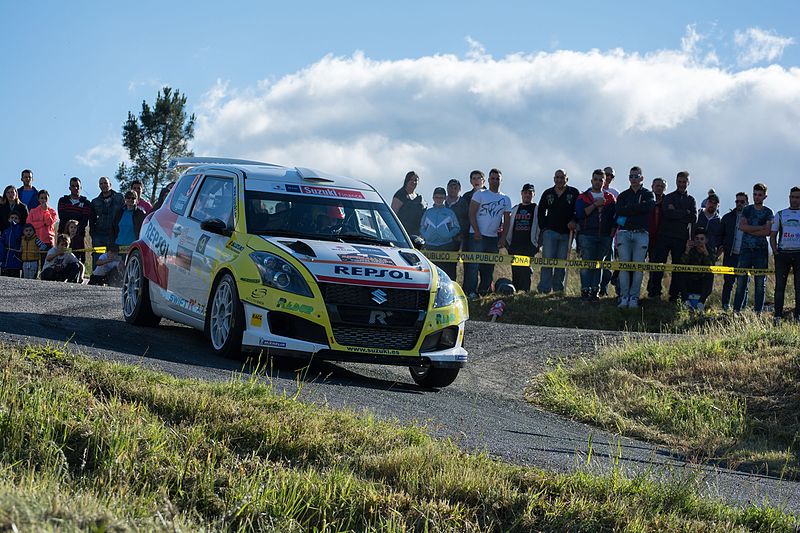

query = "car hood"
[259,236,433,290]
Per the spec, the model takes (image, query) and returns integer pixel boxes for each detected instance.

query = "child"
[41,234,83,283]
[19,223,47,279]
[680,227,714,311]
[89,243,122,285]
[0,212,23,277]
[65,219,86,264]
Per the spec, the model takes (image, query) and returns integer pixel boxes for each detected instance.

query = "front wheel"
[122,249,161,326]
[208,273,245,359]
[409,365,460,388]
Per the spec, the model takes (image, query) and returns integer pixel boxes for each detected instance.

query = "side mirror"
[200,218,232,236]
[410,235,425,250]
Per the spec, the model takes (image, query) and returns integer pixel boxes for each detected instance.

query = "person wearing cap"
[700,188,716,210]
[537,168,579,294]
[445,179,461,208]
[464,168,512,298]
[505,183,540,292]
[602,167,620,199]
[598,166,619,296]
[420,187,460,280]
[575,169,617,301]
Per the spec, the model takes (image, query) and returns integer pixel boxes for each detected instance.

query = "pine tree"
[118,87,195,202]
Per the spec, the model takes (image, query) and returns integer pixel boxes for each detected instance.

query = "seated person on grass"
[41,234,84,283]
[89,243,123,286]
[680,226,714,311]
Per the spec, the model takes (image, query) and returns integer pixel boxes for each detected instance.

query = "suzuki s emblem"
[371,289,388,305]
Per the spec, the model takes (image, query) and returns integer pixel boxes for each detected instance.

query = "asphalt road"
[1,275,798,512]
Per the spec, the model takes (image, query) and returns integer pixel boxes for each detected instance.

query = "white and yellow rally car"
[122,158,468,387]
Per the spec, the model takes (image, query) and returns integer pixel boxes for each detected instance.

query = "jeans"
[425,241,459,282]
[733,248,768,313]
[615,230,649,299]
[538,229,570,293]
[720,252,739,309]
[41,262,82,283]
[463,235,498,296]
[647,235,687,299]
[774,251,800,318]
[22,261,38,279]
[578,234,612,293]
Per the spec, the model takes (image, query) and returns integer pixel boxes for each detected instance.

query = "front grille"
[320,284,429,310]
[336,307,420,327]
[332,326,419,350]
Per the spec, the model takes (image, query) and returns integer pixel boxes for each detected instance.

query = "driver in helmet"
[316,204,346,234]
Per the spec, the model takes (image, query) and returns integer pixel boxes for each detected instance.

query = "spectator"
[602,166,620,198]
[719,192,748,311]
[445,179,461,208]
[771,187,800,323]
[615,166,655,309]
[90,176,124,266]
[28,189,58,248]
[391,171,426,237]
[454,170,486,249]
[649,171,697,302]
[575,169,617,301]
[464,168,512,298]
[0,185,30,232]
[112,190,147,248]
[733,183,773,314]
[0,212,23,277]
[537,168,579,294]
[420,187,460,280]
[64,219,86,264]
[695,193,723,304]
[57,177,92,263]
[505,183,540,293]
[700,188,716,210]
[151,182,175,212]
[89,243,123,286]
[19,223,45,279]
[18,169,39,211]
[41,234,83,283]
[645,177,668,297]
[130,179,152,213]
[680,227,715,311]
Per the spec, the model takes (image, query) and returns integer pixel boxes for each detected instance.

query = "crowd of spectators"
[0,170,150,286]
[391,166,800,322]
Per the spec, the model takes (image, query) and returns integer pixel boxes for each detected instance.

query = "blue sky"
[1,1,798,204]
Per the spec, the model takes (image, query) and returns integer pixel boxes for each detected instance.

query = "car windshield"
[245,191,409,247]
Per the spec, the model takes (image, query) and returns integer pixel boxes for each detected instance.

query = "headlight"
[249,252,313,297]
[433,267,457,308]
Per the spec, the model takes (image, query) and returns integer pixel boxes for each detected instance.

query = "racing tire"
[122,249,161,327]
[208,273,245,360]
[409,365,460,388]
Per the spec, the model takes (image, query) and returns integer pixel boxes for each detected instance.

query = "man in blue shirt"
[733,183,773,313]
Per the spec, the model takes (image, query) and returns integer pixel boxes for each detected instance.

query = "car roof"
[171,157,376,192]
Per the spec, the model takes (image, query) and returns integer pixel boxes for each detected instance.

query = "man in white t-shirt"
[463,168,512,298]
[770,186,800,322]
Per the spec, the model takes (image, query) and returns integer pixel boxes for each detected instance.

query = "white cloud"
[193,37,800,210]
[734,27,795,66]
[76,141,128,168]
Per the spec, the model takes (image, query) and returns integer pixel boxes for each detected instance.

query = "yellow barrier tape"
[422,250,773,275]
[37,245,131,254]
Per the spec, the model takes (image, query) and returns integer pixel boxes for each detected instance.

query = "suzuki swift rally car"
[122,158,468,387]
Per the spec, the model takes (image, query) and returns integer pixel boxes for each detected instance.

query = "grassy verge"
[528,315,800,480]
[1,344,795,531]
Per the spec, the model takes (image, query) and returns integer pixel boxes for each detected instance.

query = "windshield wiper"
[254,230,344,242]
[337,233,396,247]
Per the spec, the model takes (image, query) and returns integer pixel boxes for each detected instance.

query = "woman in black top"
[0,185,30,232]
[391,171,426,236]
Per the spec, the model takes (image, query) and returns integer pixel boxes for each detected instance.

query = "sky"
[1,1,799,211]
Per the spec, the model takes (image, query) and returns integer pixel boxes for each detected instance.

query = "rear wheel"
[122,249,161,326]
[208,273,245,359]
[409,364,460,388]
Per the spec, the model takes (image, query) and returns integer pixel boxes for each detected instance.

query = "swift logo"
[368,310,393,325]
[371,289,388,305]
[333,265,413,279]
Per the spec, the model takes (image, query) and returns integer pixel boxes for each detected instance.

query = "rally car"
[122,158,468,387]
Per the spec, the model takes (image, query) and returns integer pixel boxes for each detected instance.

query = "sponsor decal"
[337,253,395,265]
[166,291,205,315]
[225,239,244,253]
[250,288,268,299]
[333,265,413,280]
[285,184,301,193]
[175,245,193,270]
[343,346,401,356]
[259,338,286,348]
[435,312,456,326]
[368,310,393,325]
[298,184,366,199]
[196,234,210,254]
[251,313,263,327]
[371,289,388,305]
[353,246,389,257]
[143,222,170,259]
[276,297,313,314]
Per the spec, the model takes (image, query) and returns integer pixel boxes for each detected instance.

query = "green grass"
[528,315,800,480]
[1,343,796,531]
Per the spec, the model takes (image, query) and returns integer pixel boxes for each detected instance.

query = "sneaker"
[599,287,608,297]
[628,297,639,309]
[467,292,479,301]
[618,296,630,309]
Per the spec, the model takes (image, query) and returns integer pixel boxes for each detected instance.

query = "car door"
[169,171,238,318]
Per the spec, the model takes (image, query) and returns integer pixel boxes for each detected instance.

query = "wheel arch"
[204,267,238,337]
